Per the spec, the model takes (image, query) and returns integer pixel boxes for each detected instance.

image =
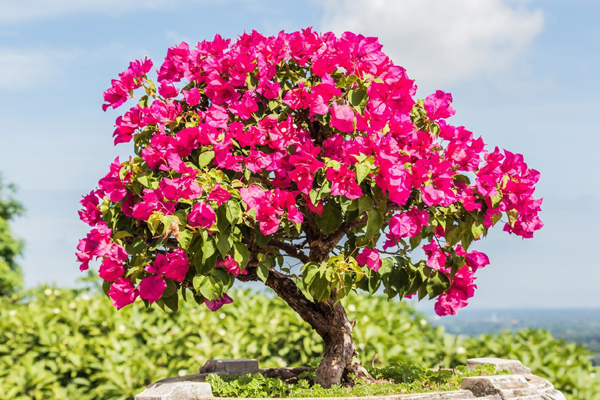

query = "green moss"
[206,363,505,398]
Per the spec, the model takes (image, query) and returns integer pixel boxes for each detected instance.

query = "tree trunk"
[312,299,372,388]
[239,267,373,388]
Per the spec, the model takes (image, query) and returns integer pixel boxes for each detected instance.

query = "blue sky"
[0,0,598,310]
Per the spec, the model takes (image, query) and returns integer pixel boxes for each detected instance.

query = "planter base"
[134,358,566,400]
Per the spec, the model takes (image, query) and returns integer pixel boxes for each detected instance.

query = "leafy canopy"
[77,28,542,316]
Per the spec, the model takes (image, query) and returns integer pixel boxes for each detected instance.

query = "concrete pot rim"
[135,358,566,400]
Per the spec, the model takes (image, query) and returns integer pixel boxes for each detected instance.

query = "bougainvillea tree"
[77,28,543,387]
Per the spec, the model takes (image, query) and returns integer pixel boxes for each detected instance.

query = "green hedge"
[0,287,598,399]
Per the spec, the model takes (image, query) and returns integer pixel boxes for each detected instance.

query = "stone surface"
[135,381,212,400]
[217,392,480,400]
[199,358,260,375]
[461,374,565,400]
[134,357,566,400]
[467,358,531,375]
[523,374,567,400]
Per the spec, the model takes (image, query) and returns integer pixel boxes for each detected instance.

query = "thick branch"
[238,266,332,336]
[264,239,309,264]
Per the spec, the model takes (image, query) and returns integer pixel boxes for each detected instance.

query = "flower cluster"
[79,28,542,316]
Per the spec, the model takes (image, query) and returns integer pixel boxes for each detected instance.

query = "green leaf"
[198,150,215,168]
[255,230,271,247]
[449,255,466,277]
[309,270,331,302]
[426,271,451,299]
[358,196,374,214]
[216,206,230,232]
[257,262,270,283]
[233,242,250,269]
[177,229,193,250]
[461,229,473,251]
[163,279,178,298]
[315,202,343,235]
[226,200,241,225]
[217,230,233,257]
[507,209,518,228]
[384,268,409,299]
[192,269,232,301]
[356,163,370,184]
[159,214,180,235]
[114,231,133,240]
[162,293,179,312]
[365,208,383,238]
[349,88,367,107]
[126,237,146,255]
[102,280,111,296]
[202,238,217,263]
[192,250,210,275]
[491,192,502,208]
[147,213,161,235]
[471,222,485,240]
[445,226,461,247]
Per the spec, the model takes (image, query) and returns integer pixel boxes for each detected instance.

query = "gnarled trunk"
[312,300,372,388]
[257,269,371,387]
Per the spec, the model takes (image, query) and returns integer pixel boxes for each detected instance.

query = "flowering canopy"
[78,28,542,317]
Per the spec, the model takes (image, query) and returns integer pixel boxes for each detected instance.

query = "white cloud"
[0,49,64,90]
[321,0,544,87]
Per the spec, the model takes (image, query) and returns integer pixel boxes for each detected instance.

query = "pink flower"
[183,87,201,106]
[78,190,102,226]
[434,266,476,316]
[465,250,490,271]
[132,189,175,221]
[207,184,231,205]
[330,103,355,133]
[282,81,310,110]
[158,81,180,98]
[309,83,341,116]
[138,274,167,303]
[205,293,233,311]
[387,207,429,246]
[326,165,363,199]
[98,258,124,282]
[98,158,128,202]
[102,57,152,111]
[287,205,304,223]
[216,255,247,276]
[423,241,447,271]
[304,195,324,217]
[356,248,382,272]
[148,249,189,282]
[108,278,139,310]
[188,202,216,229]
[375,164,412,206]
[230,91,259,120]
[76,222,127,272]
[424,90,455,120]
[113,105,144,145]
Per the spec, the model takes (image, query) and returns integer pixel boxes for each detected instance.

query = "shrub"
[1,288,598,399]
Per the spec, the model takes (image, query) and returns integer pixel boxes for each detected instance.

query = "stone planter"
[135,358,566,400]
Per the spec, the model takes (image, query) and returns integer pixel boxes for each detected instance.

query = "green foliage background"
[0,175,24,296]
[0,288,598,400]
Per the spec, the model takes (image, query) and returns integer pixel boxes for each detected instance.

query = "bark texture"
[238,267,372,388]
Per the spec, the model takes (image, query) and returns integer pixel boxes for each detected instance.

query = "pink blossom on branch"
[356,248,382,272]
[205,293,233,311]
